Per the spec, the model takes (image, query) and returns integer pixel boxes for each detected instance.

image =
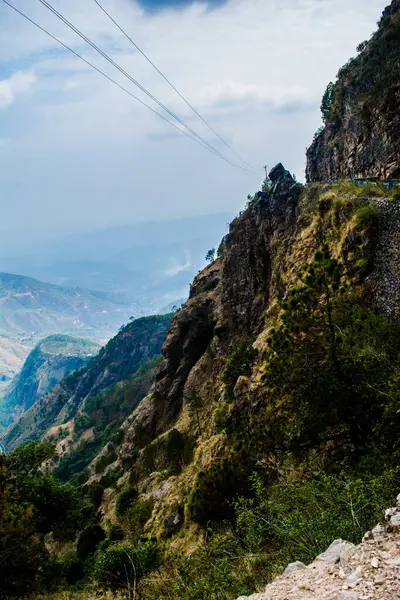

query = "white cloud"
[165,254,192,276]
[0,71,36,109]
[0,0,387,234]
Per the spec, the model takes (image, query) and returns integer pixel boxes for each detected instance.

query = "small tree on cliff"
[205,248,216,263]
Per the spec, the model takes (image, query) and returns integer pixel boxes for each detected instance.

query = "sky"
[0,0,387,241]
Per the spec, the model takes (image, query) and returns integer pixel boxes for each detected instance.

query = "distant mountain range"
[0,213,231,312]
[0,272,140,339]
[0,272,140,388]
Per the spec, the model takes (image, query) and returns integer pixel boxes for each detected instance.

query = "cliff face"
[118,165,302,465]
[306,0,400,182]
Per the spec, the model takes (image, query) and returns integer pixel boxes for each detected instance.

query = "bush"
[116,485,139,518]
[123,498,155,541]
[189,457,249,525]
[94,541,160,591]
[77,524,106,560]
[353,203,380,237]
[223,337,257,400]
[234,469,400,571]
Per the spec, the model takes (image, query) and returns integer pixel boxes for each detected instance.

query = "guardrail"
[350,178,400,190]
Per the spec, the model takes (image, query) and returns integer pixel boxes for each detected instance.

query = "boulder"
[316,539,355,564]
[164,510,183,538]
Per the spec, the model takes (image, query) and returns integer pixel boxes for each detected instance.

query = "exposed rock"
[367,199,400,316]
[283,562,307,576]
[306,0,400,182]
[164,510,183,538]
[119,165,302,467]
[316,540,355,565]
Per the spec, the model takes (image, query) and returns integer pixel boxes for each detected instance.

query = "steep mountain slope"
[306,0,400,181]
[0,272,141,340]
[2,314,172,452]
[0,335,100,428]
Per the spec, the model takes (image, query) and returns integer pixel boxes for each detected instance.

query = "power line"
[0,0,215,155]
[35,0,250,172]
[92,0,256,171]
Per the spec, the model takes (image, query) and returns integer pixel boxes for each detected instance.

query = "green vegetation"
[322,8,400,123]
[53,356,160,484]
[0,442,96,596]
[223,336,257,399]
[94,540,159,592]
[205,248,216,262]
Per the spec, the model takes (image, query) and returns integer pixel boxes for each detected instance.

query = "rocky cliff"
[118,165,302,467]
[306,0,400,182]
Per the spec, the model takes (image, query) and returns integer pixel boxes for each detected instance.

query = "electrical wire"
[0,0,218,156]
[92,0,257,171]
[35,0,250,172]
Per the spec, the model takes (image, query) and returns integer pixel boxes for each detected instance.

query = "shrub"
[94,541,159,590]
[353,203,380,237]
[189,457,249,525]
[223,337,257,400]
[116,486,139,518]
[77,524,106,560]
[123,498,155,541]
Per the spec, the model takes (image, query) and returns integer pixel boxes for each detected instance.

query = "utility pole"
[263,165,268,179]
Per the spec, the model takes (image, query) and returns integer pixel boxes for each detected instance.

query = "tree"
[321,82,334,122]
[205,248,216,262]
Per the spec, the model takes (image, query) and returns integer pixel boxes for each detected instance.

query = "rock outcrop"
[306,0,400,182]
[237,496,400,600]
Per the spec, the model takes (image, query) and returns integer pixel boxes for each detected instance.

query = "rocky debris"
[368,199,400,316]
[237,495,400,600]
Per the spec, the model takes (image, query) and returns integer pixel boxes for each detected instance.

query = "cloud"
[164,254,192,276]
[0,0,386,237]
[0,71,36,109]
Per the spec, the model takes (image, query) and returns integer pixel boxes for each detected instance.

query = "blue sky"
[0,0,386,245]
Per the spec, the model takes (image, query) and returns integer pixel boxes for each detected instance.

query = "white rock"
[237,595,266,600]
[347,567,363,588]
[371,557,379,569]
[385,507,396,520]
[316,540,355,564]
[389,510,400,527]
[283,561,307,576]
[371,523,386,541]
[396,492,400,507]
[339,592,358,600]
